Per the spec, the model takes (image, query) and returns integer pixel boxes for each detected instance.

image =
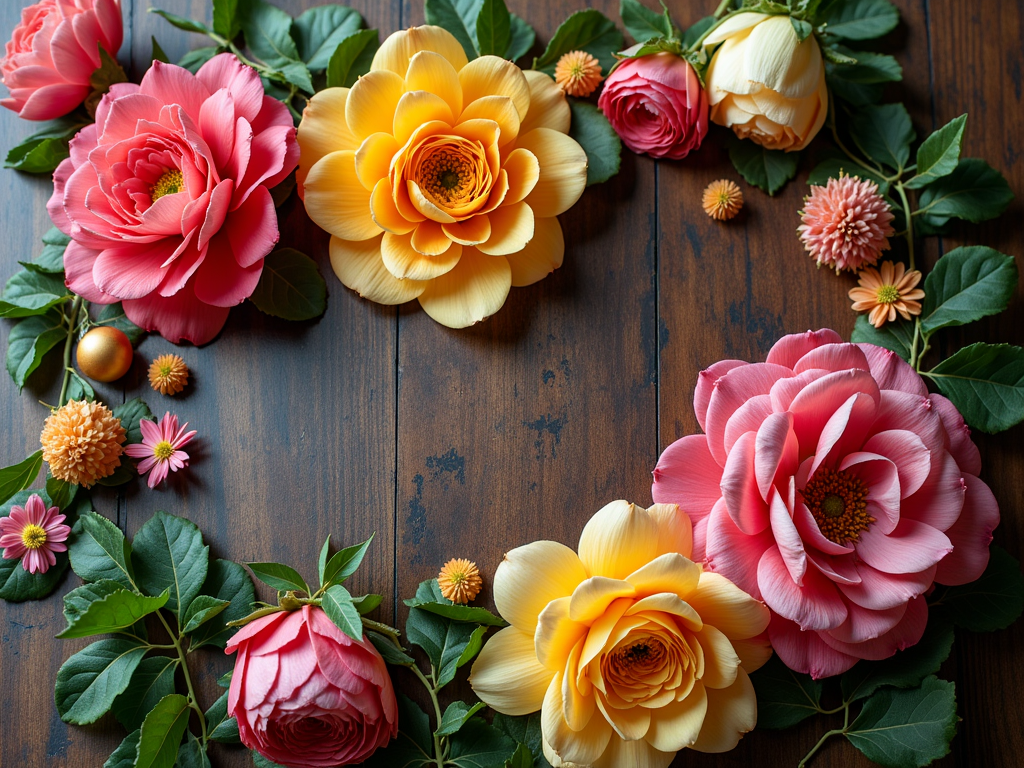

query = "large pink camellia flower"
[1,0,122,120]
[226,606,398,767]
[47,54,298,344]
[652,329,999,678]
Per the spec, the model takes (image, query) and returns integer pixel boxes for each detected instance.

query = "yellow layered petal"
[592,737,675,768]
[520,70,571,135]
[297,88,359,191]
[645,682,708,753]
[382,231,461,280]
[732,635,773,674]
[393,90,455,145]
[409,181,458,224]
[646,502,694,561]
[625,593,702,631]
[536,597,587,671]
[578,501,665,580]
[417,247,511,327]
[330,235,426,304]
[405,50,463,116]
[492,540,588,633]
[568,577,635,623]
[370,178,416,234]
[478,201,534,256]
[355,132,400,191]
[470,626,552,715]
[687,572,771,640]
[516,128,587,217]
[443,215,492,246]
[689,670,757,753]
[459,55,531,122]
[372,25,469,78]
[694,625,741,690]
[626,553,701,601]
[598,695,651,740]
[502,148,540,205]
[303,150,381,241]
[505,216,564,287]
[542,673,613,765]
[410,220,455,256]
[346,70,406,140]
[459,95,521,146]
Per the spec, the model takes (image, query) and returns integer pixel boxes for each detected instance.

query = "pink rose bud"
[597,52,708,160]
[1,0,123,120]
[226,606,398,767]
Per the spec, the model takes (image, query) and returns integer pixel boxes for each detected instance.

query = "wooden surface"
[1,0,1022,765]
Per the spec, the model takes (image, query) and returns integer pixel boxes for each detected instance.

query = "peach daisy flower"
[798,174,895,272]
[148,353,189,396]
[438,558,482,604]
[702,179,743,221]
[0,494,70,574]
[124,412,197,488]
[849,261,925,328]
[554,50,603,97]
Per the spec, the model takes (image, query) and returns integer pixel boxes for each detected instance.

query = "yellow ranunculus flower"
[470,501,771,768]
[703,13,828,152]
[296,26,588,328]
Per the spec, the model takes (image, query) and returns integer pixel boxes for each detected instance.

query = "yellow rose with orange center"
[470,501,771,768]
[297,26,588,328]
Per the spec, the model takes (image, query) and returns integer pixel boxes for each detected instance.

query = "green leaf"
[217,669,233,688]
[188,559,257,650]
[682,15,716,48]
[66,369,96,402]
[1,268,69,317]
[206,689,241,743]
[621,0,673,43]
[6,309,65,389]
[749,654,824,729]
[934,545,1024,632]
[361,694,433,768]
[568,101,621,187]
[367,630,416,665]
[112,655,179,732]
[317,535,331,584]
[131,511,209,618]
[790,17,813,40]
[506,743,533,768]
[292,5,364,70]
[406,606,488,686]
[94,460,136,488]
[136,693,190,768]
[533,10,623,78]
[178,46,221,73]
[448,717,518,768]
[0,488,73,601]
[34,238,68,274]
[353,593,383,614]
[321,533,374,588]
[249,248,328,321]
[151,36,170,64]
[237,0,312,92]
[4,117,82,173]
[850,314,914,361]
[58,583,169,639]
[176,732,211,768]
[925,343,1024,433]
[477,0,512,57]
[149,8,213,35]
[728,137,799,195]
[0,450,43,505]
[45,474,77,511]
[55,638,149,724]
[94,302,146,346]
[68,511,135,588]
[247,561,309,594]
[322,584,364,639]
[405,579,506,626]
[827,47,902,85]
[841,619,955,703]
[921,246,1018,334]
[104,730,142,768]
[916,158,1014,227]
[113,397,155,445]
[437,700,487,737]
[424,0,480,60]
[808,155,889,193]
[904,114,967,189]
[212,0,241,40]
[252,753,290,768]
[493,713,552,768]
[505,14,536,61]
[846,676,957,767]
[182,594,231,632]
[324,28,379,88]
[822,0,899,40]
[849,103,914,171]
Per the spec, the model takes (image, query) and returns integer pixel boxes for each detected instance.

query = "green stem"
[713,0,733,17]
[384,632,444,768]
[895,182,916,272]
[894,180,931,370]
[57,296,84,408]
[828,93,885,177]
[798,727,845,768]
[156,611,208,745]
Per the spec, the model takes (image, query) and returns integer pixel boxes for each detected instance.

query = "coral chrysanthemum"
[124,412,196,488]
[438,558,482,604]
[554,50,602,97]
[40,399,125,487]
[849,261,925,328]
[296,26,588,328]
[0,494,70,574]
[702,179,744,221]
[148,353,189,396]
[798,175,895,272]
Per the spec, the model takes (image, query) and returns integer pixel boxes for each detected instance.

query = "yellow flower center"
[876,284,901,304]
[802,467,875,544]
[151,169,184,201]
[153,441,175,460]
[21,524,47,550]
[418,149,474,203]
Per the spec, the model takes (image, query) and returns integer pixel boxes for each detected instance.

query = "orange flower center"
[151,169,183,201]
[875,284,900,304]
[802,467,875,544]
[21,524,47,550]
[410,137,488,212]
[153,440,175,460]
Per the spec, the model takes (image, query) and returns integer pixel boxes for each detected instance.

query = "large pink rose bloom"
[47,54,298,344]
[1,0,122,120]
[597,52,708,160]
[226,606,398,767]
[653,329,999,678]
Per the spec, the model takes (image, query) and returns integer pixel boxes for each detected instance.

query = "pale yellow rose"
[703,13,828,151]
[296,26,588,328]
[470,501,771,768]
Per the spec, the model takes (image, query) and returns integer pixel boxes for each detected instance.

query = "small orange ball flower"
[702,179,744,221]
[849,261,925,328]
[438,558,483,604]
[148,354,190,396]
[40,400,126,487]
[555,50,603,97]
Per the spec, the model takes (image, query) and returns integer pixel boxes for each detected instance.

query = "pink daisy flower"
[798,174,895,272]
[124,412,197,489]
[0,494,71,574]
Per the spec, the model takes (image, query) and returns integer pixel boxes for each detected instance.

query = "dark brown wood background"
[1,0,1022,765]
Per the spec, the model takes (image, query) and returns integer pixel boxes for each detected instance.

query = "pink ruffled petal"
[810,392,877,476]
[870,391,944,451]
[769,486,806,585]
[862,429,931,498]
[793,342,870,375]
[652,435,724,521]
[758,545,848,631]
[704,498,774,598]
[767,612,858,679]
[839,453,901,534]
[826,599,906,644]
[694,360,746,431]
[721,430,770,535]
[858,343,928,397]
[706,363,793,465]
[819,595,927,661]
[139,60,211,121]
[929,394,982,475]
[788,369,880,453]
[196,53,265,124]
[754,411,798,500]
[856,519,952,575]
[765,329,844,370]
[901,449,965,531]
[839,563,935,611]
[123,284,230,345]
[94,239,181,299]
[223,186,279,268]
[191,232,264,307]
[934,473,999,586]
[723,394,772,455]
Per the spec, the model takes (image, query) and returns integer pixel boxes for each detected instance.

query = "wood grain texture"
[0,0,1021,766]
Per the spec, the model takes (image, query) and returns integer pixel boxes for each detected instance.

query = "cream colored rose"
[470,501,771,768]
[703,13,828,151]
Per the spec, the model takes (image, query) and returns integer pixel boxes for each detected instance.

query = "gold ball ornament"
[76,327,134,382]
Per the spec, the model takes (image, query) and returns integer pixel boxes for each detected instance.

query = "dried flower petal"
[438,558,483,604]
[555,50,603,97]
[702,179,744,221]
[149,354,190,396]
